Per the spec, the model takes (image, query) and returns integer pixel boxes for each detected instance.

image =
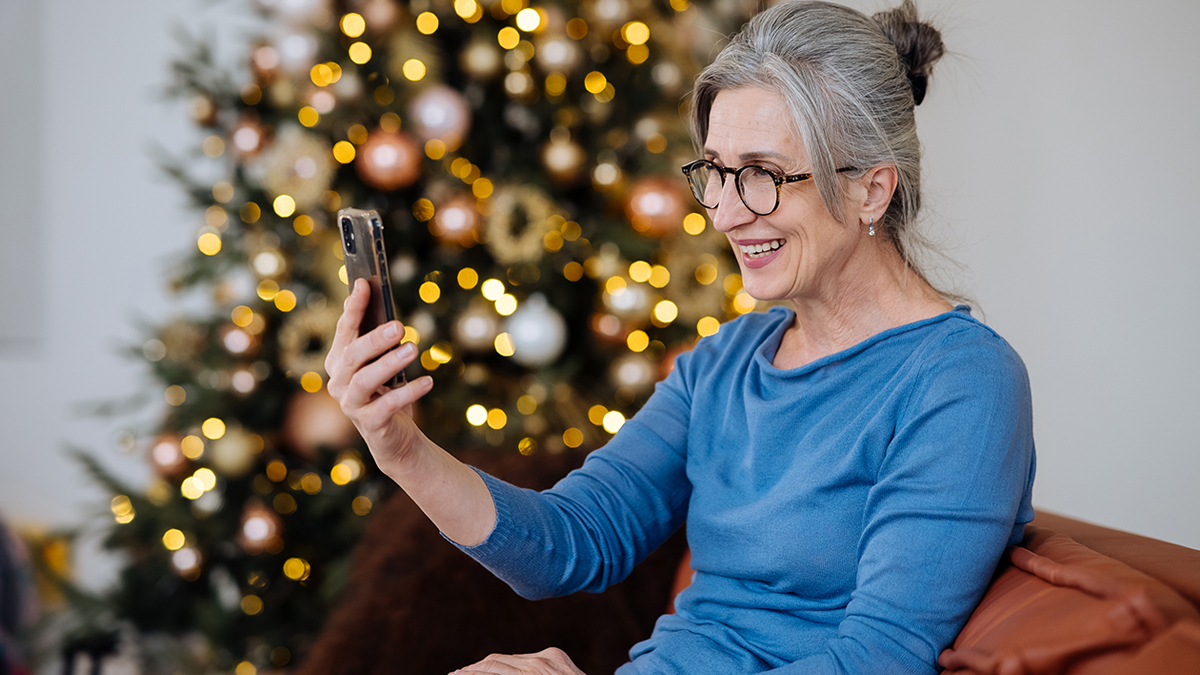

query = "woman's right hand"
[325,278,435,476]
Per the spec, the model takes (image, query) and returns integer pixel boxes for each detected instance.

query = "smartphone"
[338,207,405,388]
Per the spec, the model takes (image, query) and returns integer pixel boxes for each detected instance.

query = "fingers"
[327,279,407,391]
[355,376,434,434]
[343,342,418,409]
[453,648,584,675]
[329,278,369,358]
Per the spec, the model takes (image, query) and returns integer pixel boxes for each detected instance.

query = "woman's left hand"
[452,647,587,675]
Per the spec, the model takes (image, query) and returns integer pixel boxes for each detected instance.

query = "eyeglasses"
[680,159,857,216]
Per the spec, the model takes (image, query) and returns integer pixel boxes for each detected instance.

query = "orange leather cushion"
[1092,620,1200,674]
[938,527,1200,675]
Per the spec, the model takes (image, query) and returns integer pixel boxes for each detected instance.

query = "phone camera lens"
[340,218,356,254]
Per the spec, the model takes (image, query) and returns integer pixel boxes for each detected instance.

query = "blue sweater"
[457,306,1036,675]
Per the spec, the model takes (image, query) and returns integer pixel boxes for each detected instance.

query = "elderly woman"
[325,1,1036,673]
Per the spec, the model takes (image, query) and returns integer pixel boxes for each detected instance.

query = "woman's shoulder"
[912,308,1031,391]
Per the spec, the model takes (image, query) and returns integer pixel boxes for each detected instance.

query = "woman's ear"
[859,165,898,225]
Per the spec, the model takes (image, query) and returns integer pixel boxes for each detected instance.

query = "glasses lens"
[687,162,722,208]
[738,167,778,215]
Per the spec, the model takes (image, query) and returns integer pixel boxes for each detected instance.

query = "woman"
[325,1,1036,673]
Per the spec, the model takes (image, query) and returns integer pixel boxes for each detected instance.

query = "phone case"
[338,207,405,387]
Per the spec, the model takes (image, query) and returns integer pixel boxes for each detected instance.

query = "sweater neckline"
[756,305,973,378]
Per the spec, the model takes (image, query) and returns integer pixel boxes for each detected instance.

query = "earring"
[868,217,875,237]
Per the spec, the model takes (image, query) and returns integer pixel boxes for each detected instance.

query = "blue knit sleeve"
[768,327,1037,675]
[449,353,696,600]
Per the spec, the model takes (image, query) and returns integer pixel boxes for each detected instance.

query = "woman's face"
[703,86,866,306]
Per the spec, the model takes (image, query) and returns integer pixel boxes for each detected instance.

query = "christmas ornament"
[663,231,732,323]
[250,42,281,83]
[230,116,269,160]
[238,500,284,555]
[355,129,422,191]
[461,40,503,80]
[158,320,206,364]
[191,95,218,127]
[484,187,559,264]
[263,125,335,212]
[275,30,319,74]
[589,312,628,345]
[535,37,581,72]
[262,0,330,25]
[334,70,363,102]
[209,424,261,479]
[219,325,259,356]
[358,0,400,33]
[626,176,688,237]
[389,252,419,284]
[283,389,359,458]
[430,195,480,246]
[610,353,656,392]
[149,435,189,477]
[541,131,587,185]
[589,0,629,27]
[452,301,501,352]
[504,294,567,368]
[602,278,652,323]
[278,304,339,376]
[410,86,471,149]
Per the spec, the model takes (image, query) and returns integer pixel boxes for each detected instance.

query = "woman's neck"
[773,243,952,370]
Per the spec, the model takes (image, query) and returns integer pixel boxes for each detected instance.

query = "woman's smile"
[735,238,787,268]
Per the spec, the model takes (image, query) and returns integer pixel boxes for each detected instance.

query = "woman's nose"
[709,180,755,233]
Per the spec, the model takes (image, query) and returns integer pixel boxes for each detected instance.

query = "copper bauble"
[355,129,422,191]
[148,435,189,477]
[430,195,480,246]
[238,500,283,555]
[626,176,688,237]
[282,389,359,458]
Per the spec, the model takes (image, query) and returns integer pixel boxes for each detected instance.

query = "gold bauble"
[541,138,587,184]
[460,40,503,80]
[355,129,422,191]
[209,424,262,479]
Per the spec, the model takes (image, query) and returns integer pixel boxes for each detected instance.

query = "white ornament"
[504,293,567,368]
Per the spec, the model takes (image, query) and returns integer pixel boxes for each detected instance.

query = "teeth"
[739,239,784,257]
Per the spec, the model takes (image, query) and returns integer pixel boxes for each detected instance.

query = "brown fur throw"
[295,449,687,675]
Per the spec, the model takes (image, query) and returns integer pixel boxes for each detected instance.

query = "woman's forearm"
[381,433,496,547]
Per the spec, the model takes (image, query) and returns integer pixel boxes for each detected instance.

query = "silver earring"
[868,217,875,237]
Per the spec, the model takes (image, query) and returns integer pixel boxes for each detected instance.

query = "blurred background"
[0,0,1197,671]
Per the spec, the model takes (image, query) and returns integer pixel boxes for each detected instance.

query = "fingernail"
[385,323,399,338]
[420,375,433,387]
[403,342,417,356]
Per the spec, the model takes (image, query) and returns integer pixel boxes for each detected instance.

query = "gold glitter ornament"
[278,304,340,376]
[484,186,560,264]
[661,230,733,323]
[262,126,336,212]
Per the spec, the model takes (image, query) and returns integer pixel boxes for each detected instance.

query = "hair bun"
[873,0,945,105]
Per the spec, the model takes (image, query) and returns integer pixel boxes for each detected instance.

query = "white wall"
[0,0,1196,595]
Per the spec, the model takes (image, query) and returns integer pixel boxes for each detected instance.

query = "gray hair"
[691,0,946,290]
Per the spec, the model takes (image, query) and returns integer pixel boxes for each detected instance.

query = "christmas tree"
[70,0,758,671]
